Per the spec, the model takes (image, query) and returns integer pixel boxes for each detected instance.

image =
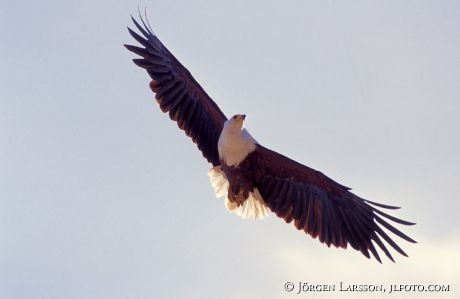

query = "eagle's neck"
[218,125,257,167]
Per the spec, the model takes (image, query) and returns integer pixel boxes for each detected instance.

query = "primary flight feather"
[125,15,416,263]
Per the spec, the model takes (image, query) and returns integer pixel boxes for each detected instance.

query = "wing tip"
[364,199,401,210]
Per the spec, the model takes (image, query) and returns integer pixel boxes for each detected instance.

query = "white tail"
[208,167,269,220]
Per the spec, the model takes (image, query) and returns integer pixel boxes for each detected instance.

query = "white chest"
[218,128,256,166]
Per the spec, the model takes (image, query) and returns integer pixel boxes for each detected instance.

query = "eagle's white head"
[218,114,257,166]
[224,114,246,131]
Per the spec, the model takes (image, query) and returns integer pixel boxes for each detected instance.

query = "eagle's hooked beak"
[234,114,246,130]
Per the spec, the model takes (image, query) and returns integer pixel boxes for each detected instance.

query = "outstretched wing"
[125,15,227,166]
[248,145,416,263]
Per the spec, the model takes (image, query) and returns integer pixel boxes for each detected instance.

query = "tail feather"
[208,167,269,220]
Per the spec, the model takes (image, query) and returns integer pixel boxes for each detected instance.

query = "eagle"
[125,15,416,263]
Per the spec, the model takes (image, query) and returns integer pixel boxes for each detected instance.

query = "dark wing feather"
[125,15,227,166]
[248,145,416,263]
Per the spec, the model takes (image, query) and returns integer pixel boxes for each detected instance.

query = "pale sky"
[1,1,459,298]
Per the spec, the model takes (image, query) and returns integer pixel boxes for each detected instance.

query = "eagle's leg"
[227,185,249,207]
[222,163,253,207]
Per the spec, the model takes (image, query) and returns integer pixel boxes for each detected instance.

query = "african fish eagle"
[125,15,416,263]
